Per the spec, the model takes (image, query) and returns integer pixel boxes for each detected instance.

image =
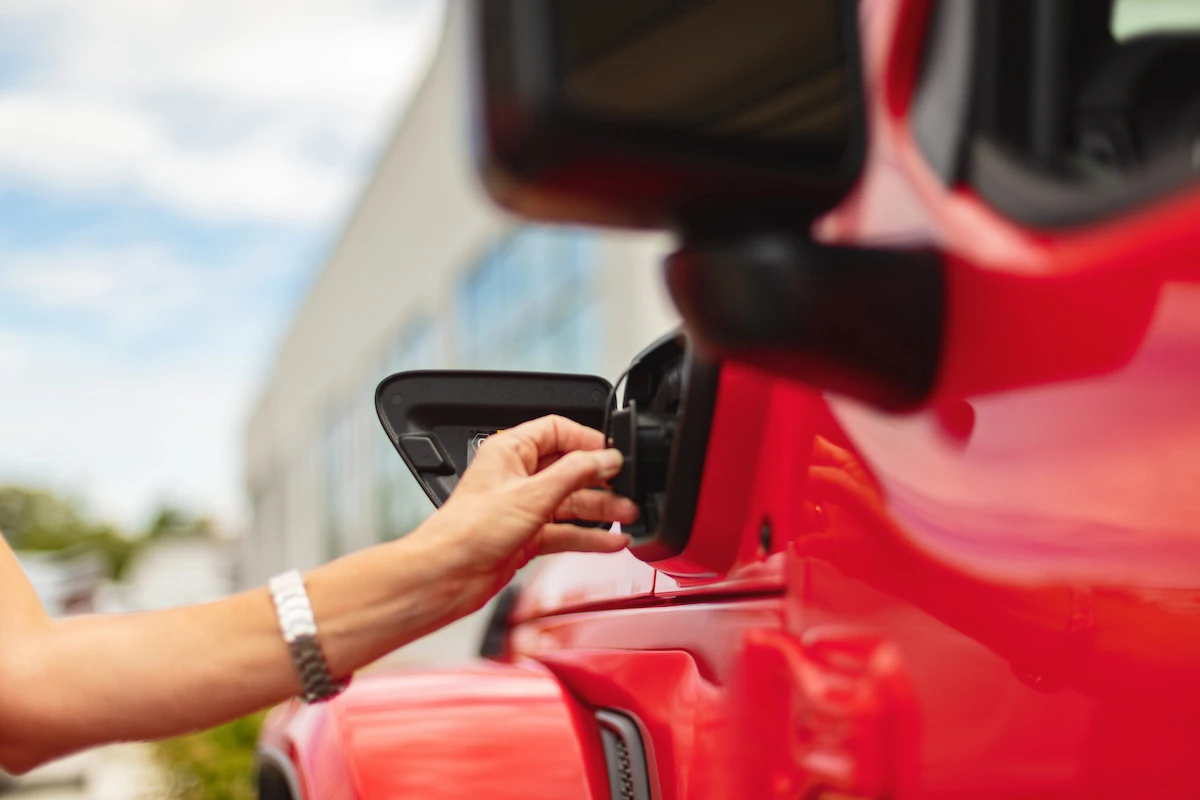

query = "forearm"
[0,416,626,774]
[0,534,463,770]
[7,588,295,761]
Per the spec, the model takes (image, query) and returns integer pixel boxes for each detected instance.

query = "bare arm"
[0,415,635,773]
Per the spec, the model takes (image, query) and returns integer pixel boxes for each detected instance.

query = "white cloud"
[0,330,33,369]
[0,93,359,222]
[0,0,443,223]
[0,0,444,526]
[3,245,193,309]
[0,0,446,525]
[0,338,250,526]
[0,238,292,526]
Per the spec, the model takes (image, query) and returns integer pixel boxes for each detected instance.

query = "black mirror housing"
[470,0,867,231]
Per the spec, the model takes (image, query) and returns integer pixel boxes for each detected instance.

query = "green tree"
[154,713,265,800]
[0,486,90,546]
[0,486,139,581]
[145,505,215,542]
[0,487,221,582]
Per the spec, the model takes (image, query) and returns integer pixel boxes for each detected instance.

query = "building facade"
[241,4,677,660]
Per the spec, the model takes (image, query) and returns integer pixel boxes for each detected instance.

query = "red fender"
[258,661,608,800]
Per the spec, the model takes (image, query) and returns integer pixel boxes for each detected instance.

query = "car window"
[1112,0,1200,41]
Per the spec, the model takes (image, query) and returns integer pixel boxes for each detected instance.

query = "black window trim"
[913,0,1200,230]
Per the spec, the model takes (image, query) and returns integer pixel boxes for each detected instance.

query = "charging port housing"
[607,332,720,562]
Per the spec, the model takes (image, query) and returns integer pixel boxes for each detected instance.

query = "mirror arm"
[666,233,946,410]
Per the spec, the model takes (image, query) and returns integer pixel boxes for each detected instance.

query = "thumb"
[524,448,624,517]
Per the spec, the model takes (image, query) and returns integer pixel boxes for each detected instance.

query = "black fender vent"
[597,710,652,800]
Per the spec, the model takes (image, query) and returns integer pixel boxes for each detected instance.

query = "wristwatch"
[269,570,349,704]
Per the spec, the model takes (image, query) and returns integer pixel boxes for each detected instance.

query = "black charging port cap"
[604,331,719,562]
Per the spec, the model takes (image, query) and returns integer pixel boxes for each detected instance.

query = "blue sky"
[0,0,442,528]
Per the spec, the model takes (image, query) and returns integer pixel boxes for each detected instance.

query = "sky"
[0,0,443,529]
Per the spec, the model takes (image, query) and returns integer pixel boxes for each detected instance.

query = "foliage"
[153,712,266,800]
[0,486,141,580]
[0,485,213,581]
[145,505,215,540]
[0,485,92,544]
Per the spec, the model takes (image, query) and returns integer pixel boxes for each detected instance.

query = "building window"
[374,320,441,542]
[457,226,602,373]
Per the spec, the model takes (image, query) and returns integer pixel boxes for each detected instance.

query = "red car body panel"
[260,664,606,799]
[262,1,1200,797]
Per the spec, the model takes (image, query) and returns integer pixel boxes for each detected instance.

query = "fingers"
[535,453,563,473]
[554,489,640,524]
[812,435,857,468]
[497,415,607,472]
[524,448,624,517]
[537,523,631,556]
[811,436,878,490]
[519,414,607,453]
[807,465,881,513]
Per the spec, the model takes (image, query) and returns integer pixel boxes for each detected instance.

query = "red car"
[259,1,1200,797]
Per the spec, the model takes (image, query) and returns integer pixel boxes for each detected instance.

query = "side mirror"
[376,371,611,507]
[470,0,865,231]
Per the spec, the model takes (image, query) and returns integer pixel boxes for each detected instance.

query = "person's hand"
[407,414,639,614]
[794,436,903,586]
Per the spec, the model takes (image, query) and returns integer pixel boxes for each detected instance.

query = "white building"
[242,3,677,659]
[118,534,236,612]
[16,549,106,616]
